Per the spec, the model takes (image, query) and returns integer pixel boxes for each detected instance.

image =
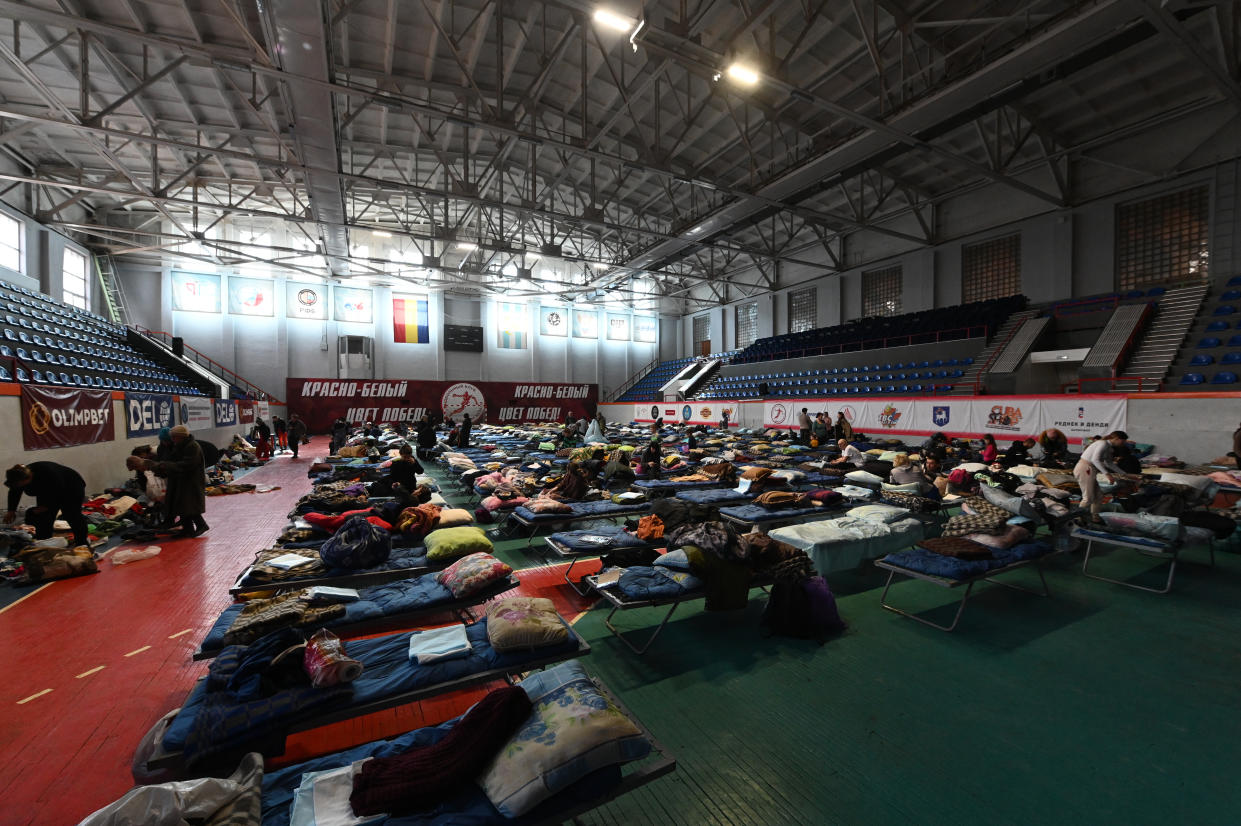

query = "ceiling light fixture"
[456,242,478,251]
[593,9,632,32]
[371,229,392,237]
[726,63,759,86]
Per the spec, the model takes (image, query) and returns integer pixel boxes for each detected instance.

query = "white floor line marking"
[75,666,105,679]
[168,628,193,639]
[124,645,151,657]
[16,688,52,704]
[0,582,53,615]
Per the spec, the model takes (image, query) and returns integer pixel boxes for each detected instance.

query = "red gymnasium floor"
[0,436,593,824]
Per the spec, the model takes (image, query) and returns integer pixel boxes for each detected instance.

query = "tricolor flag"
[393,295,430,343]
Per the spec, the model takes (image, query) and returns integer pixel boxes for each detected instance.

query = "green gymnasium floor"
[433,464,1241,825]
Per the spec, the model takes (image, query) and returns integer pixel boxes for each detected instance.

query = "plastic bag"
[111,546,162,565]
[144,471,167,503]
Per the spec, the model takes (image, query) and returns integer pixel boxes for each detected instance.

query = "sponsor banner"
[634,316,656,343]
[180,396,213,429]
[606,313,630,341]
[333,286,372,323]
[1041,397,1126,443]
[573,309,597,339]
[257,402,271,421]
[227,275,274,317]
[238,401,257,424]
[287,282,328,320]
[125,392,175,438]
[540,306,568,337]
[904,400,971,435]
[171,271,221,313]
[21,385,114,450]
[286,379,599,433]
[214,399,238,428]
[971,398,1042,441]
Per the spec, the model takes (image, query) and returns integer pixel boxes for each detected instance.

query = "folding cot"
[505,499,652,539]
[146,615,590,772]
[675,487,757,506]
[631,476,728,497]
[229,544,437,596]
[256,663,675,826]
[717,501,847,531]
[195,573,519,660]
[585,572,772,654]
[1071,525,1211,594]
[543,524,658,596]
[874,540,1058,631]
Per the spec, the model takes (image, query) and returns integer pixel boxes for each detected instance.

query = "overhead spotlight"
[726,63,759,86]
[593,9,632,32]
[371,229,392,238]
[590,262,609,270]
[456,242,478,251]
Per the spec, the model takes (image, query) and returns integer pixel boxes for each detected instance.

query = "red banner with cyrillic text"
[285,379,598,433]
[21,385,115,450]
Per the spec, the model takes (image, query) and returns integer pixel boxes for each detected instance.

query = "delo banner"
[125,392,175,438]
[180,396,213,429]
[758,394,1125,444]
[286,379,598,433]
[214,399,238,428]
[21,385,114,450]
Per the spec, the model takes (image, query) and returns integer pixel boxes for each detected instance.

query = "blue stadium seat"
[1125,290,1144,299]
[1180,373,1205,385]
[1190,354,1214,366]
[1199,337,1222,348]
[1212,371,1238,385]
[1223,353,1241,365]
[1223,291,1241,301]
[1146,287,1166,297]
[1207,320,1230,332]
[15,367,26,381]
[1214,306,1236,316]
[1228,335,1241,348]
[962,357,973,365]
[0,366,10,381]
[59,372,69,384]
[30,369,43,383]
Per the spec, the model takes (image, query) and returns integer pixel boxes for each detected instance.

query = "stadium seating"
[0,279,211,396]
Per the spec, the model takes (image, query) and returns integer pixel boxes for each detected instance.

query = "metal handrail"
[1060,376,1159,393]
[732,325,989,364]
[605,355,663,402]
[131,325,283,403]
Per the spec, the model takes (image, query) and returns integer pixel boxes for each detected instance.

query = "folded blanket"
[407,624,472,665]
[917,536,993,559]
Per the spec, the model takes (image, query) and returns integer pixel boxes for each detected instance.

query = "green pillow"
[424,526,493,563]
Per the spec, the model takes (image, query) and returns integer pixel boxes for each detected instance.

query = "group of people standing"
[252,414,308,460]
[797,408,854,446]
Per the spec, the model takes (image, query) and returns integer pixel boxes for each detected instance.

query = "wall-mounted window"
[735,301,758,348]
[62,247,88,310]
[962,233,1020,302]
[862,266,902,317]
[692,314,711,355]
[0,211,23,273]
[1116,185,1209,289]
[788,287,816,333]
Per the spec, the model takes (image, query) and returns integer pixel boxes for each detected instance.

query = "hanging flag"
[393,295,430,343]
[496,302,527,349]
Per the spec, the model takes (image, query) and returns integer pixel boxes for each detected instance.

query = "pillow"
[1099,511,1183,543]
[881,482,922,493]
[479,660,651,817]
[424,526,493,563]
[485,597,570,652]
[435,508,475,529]
[956,462,987,473]
[654,549,693,571]
[878,450,905,463]
[436,552,513,598]
[771,469,806,483]
[1159,473,1218,496]
[848,503,910,524]
[844,470,884,486]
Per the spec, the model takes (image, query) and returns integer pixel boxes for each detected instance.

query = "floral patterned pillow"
[485,597,569,652]
[479,660,650,817]
[435,552,513,598]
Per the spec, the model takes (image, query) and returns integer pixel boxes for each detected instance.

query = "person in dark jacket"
[640,437,662,479]
[151,425,208,538]
[4,461,90,546]
[252,417,272,462]
[272,416,288,453]
[459,413,472,448]
[385,443,424,493]
[414,414,436,459]
[330,416,350,455]
[288,414,308,459]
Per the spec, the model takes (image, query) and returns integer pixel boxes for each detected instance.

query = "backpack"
[320,516,392,570]
[760,555,846,643]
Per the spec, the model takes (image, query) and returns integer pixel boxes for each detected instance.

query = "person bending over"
[4,462,90,547]
[1073,430,1128,523]
[830,438,867,468]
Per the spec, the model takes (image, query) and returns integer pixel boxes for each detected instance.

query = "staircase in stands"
[1117,283,1208,392]
[949,309,1038,395]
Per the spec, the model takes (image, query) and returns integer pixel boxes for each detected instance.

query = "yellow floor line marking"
[75,666,105,679]
[16,688,52,704]
[168,628,193,639]
[0,582,53,616]
[124,645,151,657]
